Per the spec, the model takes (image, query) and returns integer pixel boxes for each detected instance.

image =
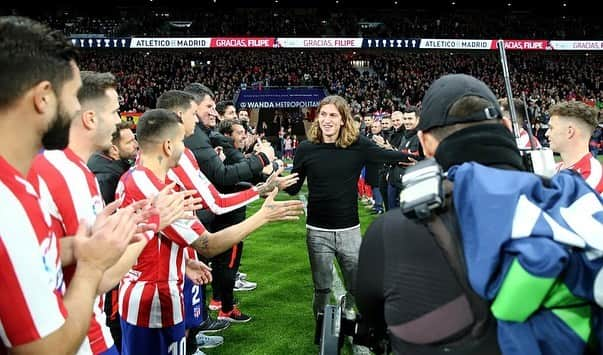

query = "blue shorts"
[183,276,206,329]
[120,319,186,355]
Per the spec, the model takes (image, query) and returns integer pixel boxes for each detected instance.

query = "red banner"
[490,40,549,51]
[210,37,275,48]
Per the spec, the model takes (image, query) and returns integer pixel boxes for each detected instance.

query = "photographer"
[356,74,603,355]
[356,74,521,354]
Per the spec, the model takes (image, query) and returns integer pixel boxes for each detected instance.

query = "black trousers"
[210,242,243,313]
[104,286,122,353]
[379,172,389,211]
[195,208,216,324]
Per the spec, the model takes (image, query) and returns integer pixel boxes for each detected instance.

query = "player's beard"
[119,150,138,163]
[42,103,73,150]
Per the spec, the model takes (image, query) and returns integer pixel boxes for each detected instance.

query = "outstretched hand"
[399,156,418,166]
[259,188,305,222]
[257,167,299,197]
[276,172,299,190]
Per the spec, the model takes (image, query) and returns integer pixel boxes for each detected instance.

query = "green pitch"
[205,184,378,355]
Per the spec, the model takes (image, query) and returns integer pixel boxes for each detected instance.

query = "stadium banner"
[234,87,328,109]
[491,39,549,50]
[71,37,133,48]
[549,41,603,50]
[130,37,211,48]
[362,38,422,48]
[70,37,603,51]
[420,38,492,49]
[276,37,363,48]
[210,37,276,48]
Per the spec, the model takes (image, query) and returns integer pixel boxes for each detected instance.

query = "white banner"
[420,39,492,50]
[549,41,603,50]
[276,37,363,48]
[129,37,211,48]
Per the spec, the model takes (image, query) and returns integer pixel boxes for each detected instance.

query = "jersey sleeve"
[168,149,259,215]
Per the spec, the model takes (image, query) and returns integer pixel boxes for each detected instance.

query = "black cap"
[417,74,502,132]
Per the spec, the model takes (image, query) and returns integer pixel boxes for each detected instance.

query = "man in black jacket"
[356,74,519,354]
[182,83,276,337]
[88,121,137,204]
[211,119,262,323]
[183,83,275,229]
[386,106,423,209]
[388,111,405,149]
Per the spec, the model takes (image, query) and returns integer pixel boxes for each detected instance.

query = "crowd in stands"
[4,11,603,355]
[79,50,603,149]
[4,7,601,39]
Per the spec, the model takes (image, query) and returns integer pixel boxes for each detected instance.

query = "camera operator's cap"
[417,74,502,132]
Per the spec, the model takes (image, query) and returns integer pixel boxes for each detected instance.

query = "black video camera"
[316,296,389,355]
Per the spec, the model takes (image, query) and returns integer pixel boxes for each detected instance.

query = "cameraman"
[356,74,521,354]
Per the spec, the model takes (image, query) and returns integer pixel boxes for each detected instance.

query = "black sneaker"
[197,316,230,333]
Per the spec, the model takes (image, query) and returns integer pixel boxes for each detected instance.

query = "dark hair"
[78,71,117,104]
[183,83,214,103]
[136,109,182,149]
[428,96,501,141]
[111,121,134,146]
[498,98,527,123]
[404,105,420,115]
[0,16,79,109]
[218,119,243,135]
[156,90,196,112]
[216,100,235,116]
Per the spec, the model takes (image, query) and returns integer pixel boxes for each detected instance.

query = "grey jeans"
[306,226,362,318]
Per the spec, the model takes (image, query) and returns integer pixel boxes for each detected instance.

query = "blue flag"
[448,163,603,355]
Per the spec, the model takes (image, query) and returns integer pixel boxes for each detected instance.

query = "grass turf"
[204,183,378,355]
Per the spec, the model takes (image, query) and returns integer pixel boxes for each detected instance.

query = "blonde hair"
[308,95,359,148]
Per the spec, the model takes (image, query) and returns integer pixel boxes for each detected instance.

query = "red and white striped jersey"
[168,148,259,214]
[186,247,199,262]
[567,153,603,193]
[29,149,114,354]
[0,156,67,350]
[517,129,542,150]
[117,165,206,328]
